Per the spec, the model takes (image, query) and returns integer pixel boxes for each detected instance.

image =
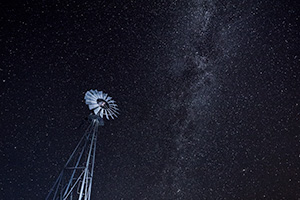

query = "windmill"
[46,90,119,200]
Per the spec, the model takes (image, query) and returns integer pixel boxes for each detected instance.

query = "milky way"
[143,0,299,199]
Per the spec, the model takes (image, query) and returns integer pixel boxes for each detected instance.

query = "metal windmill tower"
[46,90,119,200]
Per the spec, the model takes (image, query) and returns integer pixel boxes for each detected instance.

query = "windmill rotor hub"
[97,99,109,109]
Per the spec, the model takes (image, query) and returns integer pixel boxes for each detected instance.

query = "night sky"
[1,0,300,199]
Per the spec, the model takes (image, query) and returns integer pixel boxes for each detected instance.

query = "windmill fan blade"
[104,95,110,101]
[100,109,104,118]
[85,93,97,101]
[103,93,108,100]
[112,109,120,115]
[107,109,114,119]
[104,110,109,120]
[110,106,118,111]
[93,90,100,98]
[90,90,98,96]
[106,96,112,101]
[111,111,118,118]
[85,96,97,102]
[110,106,118,110]
[109,108,118,117]
[85,91,92,96]
[111,106,119,110]
[110,110,119,117]
[86,90,93,96]
[99,91,103,99]
[85,100,96,105]
[89,104,99,110]
[96,92,101,99]
[111,110,118,118]
[93,107,101,115]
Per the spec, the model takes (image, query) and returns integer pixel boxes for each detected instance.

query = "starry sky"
[1,0,300,199]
